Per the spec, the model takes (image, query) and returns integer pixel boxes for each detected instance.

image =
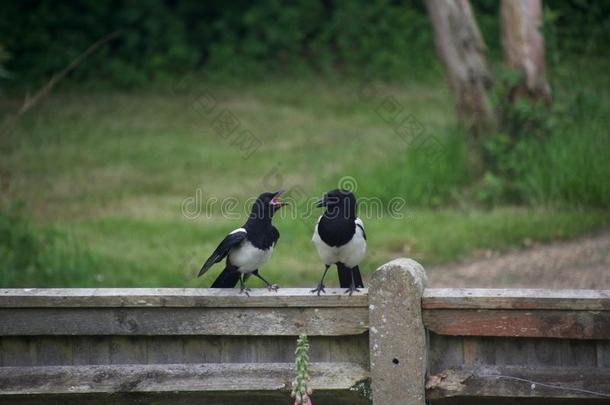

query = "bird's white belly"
[229,241,273,273]
[312,226,366,268]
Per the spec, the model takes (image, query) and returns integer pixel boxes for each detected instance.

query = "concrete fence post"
[369,258,428,405]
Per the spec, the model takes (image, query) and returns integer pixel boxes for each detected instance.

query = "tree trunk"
[425,0,495,141]
[500,0,552,107]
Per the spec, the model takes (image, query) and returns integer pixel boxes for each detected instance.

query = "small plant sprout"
[291,334,313,405]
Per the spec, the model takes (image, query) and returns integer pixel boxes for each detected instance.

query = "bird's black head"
[316,188,357,219]
[248,190,286,222]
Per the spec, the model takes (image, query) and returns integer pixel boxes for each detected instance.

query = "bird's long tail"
[337,263,364,288]
[210,266,241,288]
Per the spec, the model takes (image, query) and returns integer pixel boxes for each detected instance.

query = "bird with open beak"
[198,190,286,295]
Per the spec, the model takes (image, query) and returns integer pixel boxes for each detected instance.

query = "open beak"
[315,195,326,208]
[271,190,286,209]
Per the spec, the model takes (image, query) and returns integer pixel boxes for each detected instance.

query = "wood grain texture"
[0,337,36,366]
[182,336,221,364]
[0,391,371,405]
[108,337,147,365]
[35,338,72,366]
[0,363,369,395]
[426,336,610,372]
[0,288,368,308]
[1,335,369,367]
[427,334,464,374]
[72,337,109,365]
[426,366,610,399]
[423,289,610,310]
[0,307,368,336]
[598,341,610,368]
[423,309,610,339]
[4,287,608,310]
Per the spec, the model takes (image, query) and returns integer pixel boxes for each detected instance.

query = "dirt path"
[427,231,610,289]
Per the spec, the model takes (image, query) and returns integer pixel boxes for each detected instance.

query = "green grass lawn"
[1,74,608,287]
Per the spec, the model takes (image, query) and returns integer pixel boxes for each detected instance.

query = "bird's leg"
[344,267,361,296]
[239,274,251,296]
[311,265,330,295]
[252,270,279,292]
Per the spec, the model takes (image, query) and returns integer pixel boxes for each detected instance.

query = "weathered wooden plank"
[462,338,477,366]
[108,337,147,365]
[427,334,464,374]
[182,336,221,363]
[423,309,610,339]
[146,337,184,364]
[6,288,609,310]
[72,337,110,366]
[426,366,610,399]
[330,334,369,367]
[0,363,369,395]
[598,341,610,368]
[472,337,496,366]
[254,336,294,363]
[423,289,610,310]
[221,336,257,363]
[369,258,427,405]
[525,339,562,367]
[309,336,331,362]
[494,338,527,366]
[561,340,598,367]
[0,391,371,405]
[35,338,72,366]
[0,288,368,308]
[0,337,36,366]
[0,307,368,336]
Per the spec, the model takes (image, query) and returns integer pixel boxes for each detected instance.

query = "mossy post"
[369,258,427,404]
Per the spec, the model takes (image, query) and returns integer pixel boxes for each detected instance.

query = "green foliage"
[352,129,472,207]
[520,123,609,208]
[0,43,11,92]
[0,201,98,287]
[475,47,610,208]
[182,0,440,82]
[542,0,610,60]
[491,67,554,139]
[2,1,199,89]
[0,43,10,79]
[2,1,606,88]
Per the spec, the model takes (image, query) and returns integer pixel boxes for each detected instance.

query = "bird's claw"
[239,287,251,296]
[310,284,326,296]
[344,287,360,296]
[267,284,279,292]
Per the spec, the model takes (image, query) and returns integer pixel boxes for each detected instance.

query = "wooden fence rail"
[0,258,608,404]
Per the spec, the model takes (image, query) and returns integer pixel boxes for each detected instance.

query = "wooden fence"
[0,258,608,404]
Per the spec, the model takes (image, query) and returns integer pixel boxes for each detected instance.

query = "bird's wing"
[198,228,247,277]
[272,226,280,246]
[355,217,366,240]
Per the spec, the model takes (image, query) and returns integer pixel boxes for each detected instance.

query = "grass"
[1,66,608,288]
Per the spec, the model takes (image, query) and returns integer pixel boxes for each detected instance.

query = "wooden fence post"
[369,258,428,405]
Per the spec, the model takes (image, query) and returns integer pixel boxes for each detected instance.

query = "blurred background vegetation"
[0,0,608,287]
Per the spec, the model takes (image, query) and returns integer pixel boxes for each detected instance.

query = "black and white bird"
[311,189,366,295]
[198,191,285,294]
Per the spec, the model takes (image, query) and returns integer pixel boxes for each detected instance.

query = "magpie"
[311,189,366,296]
[198,190,286,295]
